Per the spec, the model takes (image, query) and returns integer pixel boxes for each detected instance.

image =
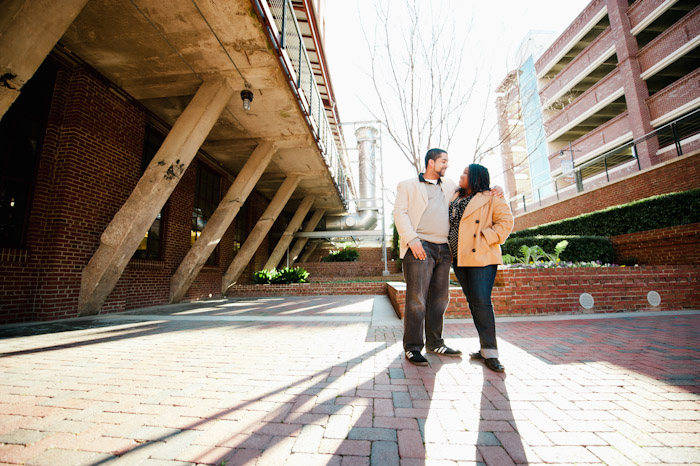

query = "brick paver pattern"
[0,296,698,465]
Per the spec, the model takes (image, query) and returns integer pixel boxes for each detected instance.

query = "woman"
[449,164,514,372]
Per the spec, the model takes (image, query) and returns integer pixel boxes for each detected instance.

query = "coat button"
[475,220,480,223]
[473,234,477,237]
[472,248,476,252]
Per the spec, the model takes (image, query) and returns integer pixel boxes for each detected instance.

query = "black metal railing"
[510,107,700,213]
[261,0,350,207]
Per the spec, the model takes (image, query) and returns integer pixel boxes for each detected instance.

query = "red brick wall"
[514,151,700,231]
[389,265,700,318]
[610,223,700,265]
[305,247,392,263]
[226,281,387,297]
[302,262,401,280]
[0,59,277,323]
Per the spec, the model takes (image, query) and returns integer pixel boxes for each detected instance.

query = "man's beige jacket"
[393,176,458,259]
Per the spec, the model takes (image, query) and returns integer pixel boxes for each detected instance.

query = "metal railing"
[262,0,350,208]
[509,107,700,213]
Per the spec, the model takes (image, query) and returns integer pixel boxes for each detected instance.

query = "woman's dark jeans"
[452,263,499,358]
[402,241,452,352]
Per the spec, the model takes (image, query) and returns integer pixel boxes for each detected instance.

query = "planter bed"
[388,265,700,319]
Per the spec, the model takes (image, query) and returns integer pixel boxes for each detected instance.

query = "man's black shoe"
[427,345,462,357]
[469,351,483,360]
[485,358,505,372]
[405,350,428,366]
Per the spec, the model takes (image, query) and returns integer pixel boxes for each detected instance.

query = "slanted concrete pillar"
[289,209,325,264]
[263,195,315,271]
[299,241,320,263]
[79,78,234,315]
[170,141,276,303]
[0,0,89,118]
[222,175,302,292]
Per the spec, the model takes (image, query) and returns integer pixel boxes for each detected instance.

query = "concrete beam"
[79,78,234,315]
[169,140,277,303]
[299,241,320,263]
[263,195,315,271]
[288,208,325,265]
[0,0,89,118]
[222,175,302,292]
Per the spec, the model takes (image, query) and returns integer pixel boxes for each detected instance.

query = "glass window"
[134,125,165,260]
[233,201,249,252]
[0,61,56,248]
[192,162,221,265]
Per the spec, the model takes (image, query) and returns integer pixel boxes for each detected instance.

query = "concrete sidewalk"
[0,296,698,465]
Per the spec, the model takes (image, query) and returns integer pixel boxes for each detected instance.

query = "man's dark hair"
[424,148,447,169]
[465,163,490,194]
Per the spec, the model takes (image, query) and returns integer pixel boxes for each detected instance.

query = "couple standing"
[393,148,514,371]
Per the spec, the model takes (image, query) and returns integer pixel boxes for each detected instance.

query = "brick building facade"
[498,0,700,220]
[0,56,289,323]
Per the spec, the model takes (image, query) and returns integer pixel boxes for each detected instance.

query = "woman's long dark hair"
[459,163,490,197]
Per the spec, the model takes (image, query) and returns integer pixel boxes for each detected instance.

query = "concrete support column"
[0,0,89,118]
[289,209,325,264]
[79,78,234,315]
[299,241,319,263]
[222,175,302,292]
[607,0,657,167]
[263,195,315,271]
[169,141,276,303]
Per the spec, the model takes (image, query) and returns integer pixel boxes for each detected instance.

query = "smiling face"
[459,166,470,193]
[428,153,449,178]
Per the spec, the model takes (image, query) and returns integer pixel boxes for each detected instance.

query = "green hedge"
[321,246,359,262]
[503,235,616,263]
[510,189,700,238]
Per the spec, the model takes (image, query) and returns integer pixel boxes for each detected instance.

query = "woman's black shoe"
[484,358,505,372]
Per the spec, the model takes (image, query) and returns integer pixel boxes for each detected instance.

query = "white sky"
[323,0,590,206]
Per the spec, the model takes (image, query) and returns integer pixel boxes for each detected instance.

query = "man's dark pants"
[402,241,452,352]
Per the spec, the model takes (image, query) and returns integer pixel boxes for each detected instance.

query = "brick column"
[607,0,657,167]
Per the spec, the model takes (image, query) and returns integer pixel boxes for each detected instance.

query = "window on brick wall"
[233,201,249,252]
[193,162,221,266]
[0,61,56,248]
[134,125,165,260]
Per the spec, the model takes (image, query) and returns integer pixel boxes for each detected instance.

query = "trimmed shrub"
[503,235,615,264]
[321,246,360,262]
[510,189,700,238]
[253,267,309,284]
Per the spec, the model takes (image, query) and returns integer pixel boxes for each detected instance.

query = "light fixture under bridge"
[240,89,254,111]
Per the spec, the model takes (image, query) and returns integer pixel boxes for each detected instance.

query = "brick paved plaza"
[0,296,699,465]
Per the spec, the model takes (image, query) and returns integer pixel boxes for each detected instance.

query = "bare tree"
[363,0,476,175]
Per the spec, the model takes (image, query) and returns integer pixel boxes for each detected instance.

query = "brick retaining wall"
[610,223,700,265]
[302,261,401,279]
[225,281,388,297]
[388,265,700,319]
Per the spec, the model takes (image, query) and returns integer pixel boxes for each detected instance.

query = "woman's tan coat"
[452,191,514,267]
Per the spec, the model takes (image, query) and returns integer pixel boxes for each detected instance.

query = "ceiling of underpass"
[58,0,347,214]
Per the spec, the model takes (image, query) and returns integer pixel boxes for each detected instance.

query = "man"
[393,148,462,365]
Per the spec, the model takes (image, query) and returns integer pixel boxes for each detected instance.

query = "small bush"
[274,266,309,284]
[321,246,359,262]
[503,235,615,264]
[253,269,275,284]
[253,267,309,284]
